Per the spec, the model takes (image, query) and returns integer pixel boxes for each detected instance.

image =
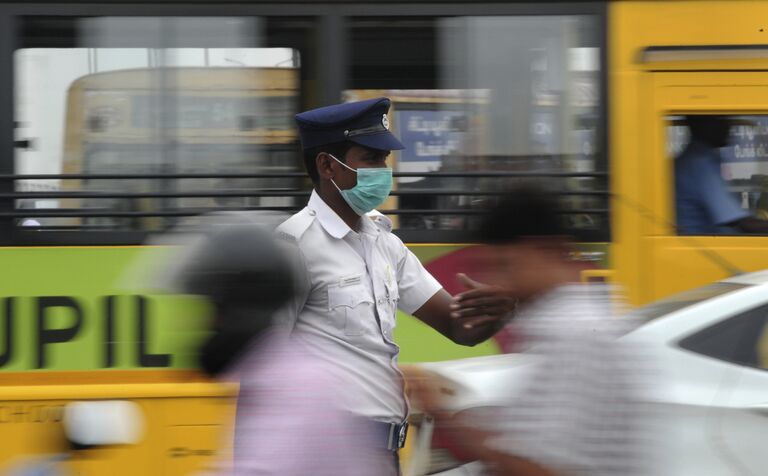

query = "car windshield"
[634,282,749,322]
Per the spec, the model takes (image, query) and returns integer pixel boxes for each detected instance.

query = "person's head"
[303,140,391,191]
[686,115,733,148]
[296,97,404,215]
[179,225,295,375]
[479,186,579,303]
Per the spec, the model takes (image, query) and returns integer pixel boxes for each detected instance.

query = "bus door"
[638,65,768,476]
[641,65,768,302]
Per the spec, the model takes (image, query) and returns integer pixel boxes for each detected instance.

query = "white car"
[407,271,768,476]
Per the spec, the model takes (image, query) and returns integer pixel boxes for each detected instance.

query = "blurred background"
[2,1,768,475]
[12,15,605,239]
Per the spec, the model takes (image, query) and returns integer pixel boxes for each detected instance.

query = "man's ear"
[316,152,334,180]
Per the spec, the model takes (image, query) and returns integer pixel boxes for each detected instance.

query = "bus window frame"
[0,1,608,246]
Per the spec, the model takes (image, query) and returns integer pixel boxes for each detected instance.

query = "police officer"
[276,97,514,473]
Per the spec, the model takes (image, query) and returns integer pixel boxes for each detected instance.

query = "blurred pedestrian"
[276,97,516,474]
[178,224,378,476]
[409,186,651,476]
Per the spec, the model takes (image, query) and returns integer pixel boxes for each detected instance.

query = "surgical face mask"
[328,153,393,215]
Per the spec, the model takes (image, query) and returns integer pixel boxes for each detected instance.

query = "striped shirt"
[481,284,652,476]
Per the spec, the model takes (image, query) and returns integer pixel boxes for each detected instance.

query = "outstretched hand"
[450,273,516,330]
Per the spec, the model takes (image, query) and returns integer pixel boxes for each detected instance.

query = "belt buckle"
[386,422,409,451]
[396,422,409,449]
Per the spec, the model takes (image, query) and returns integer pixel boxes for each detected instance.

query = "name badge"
[340,275,362,287]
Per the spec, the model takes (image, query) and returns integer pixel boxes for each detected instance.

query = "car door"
[677,304,768,476]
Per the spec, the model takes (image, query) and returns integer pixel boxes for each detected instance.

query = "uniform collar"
[308,190,379,239]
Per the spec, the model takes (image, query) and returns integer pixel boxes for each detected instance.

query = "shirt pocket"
[327,282,374,336]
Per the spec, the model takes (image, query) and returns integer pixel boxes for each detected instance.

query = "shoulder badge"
[275,208,315,242]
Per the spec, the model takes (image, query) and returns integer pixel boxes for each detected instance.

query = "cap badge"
[382,114,390,130]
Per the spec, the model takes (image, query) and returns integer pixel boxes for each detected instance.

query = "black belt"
[374,421,409,452]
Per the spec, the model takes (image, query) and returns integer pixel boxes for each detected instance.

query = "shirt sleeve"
[699,159,750,227]
[394,237,442,315]
[272,240,311,331]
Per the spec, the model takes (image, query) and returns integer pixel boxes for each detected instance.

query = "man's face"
[480,240,565,302]
[326,144,390,190]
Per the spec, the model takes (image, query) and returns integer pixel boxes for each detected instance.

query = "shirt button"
[308,210,316,216]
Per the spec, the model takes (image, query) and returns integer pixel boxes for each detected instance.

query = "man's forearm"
[449,318,503,346]
[733,216,768,234]
[413,288,510,346]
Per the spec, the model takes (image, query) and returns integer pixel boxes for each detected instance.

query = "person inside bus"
[275,97,516,474]
[675,115,768,234]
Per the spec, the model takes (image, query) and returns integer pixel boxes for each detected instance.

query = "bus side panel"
[0,392,236,476]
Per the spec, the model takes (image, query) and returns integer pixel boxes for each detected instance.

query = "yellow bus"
[5,2,768,474]
[611,2,768,305]
[58,66,300,231]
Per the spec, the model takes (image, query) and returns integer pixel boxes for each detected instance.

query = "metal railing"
[1,169,610,244]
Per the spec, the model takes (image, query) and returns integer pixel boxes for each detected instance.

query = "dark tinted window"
[679,304,768,370]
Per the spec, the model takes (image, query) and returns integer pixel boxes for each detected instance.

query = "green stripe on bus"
[0,246,498,372]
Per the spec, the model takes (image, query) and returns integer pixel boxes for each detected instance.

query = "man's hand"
[451,273,516,330]
[401,365,457,419]
[412,274,516,346]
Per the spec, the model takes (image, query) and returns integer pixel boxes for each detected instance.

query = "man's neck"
[317,186,361,231]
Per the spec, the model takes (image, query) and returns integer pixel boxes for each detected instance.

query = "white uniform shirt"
[276,191,442,422]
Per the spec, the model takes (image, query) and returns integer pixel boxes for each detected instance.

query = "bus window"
[14,17,302,232]
[346,15,606,241]
[668,115,768,235]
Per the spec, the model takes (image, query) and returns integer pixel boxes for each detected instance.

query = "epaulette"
[367,210,393,233]
[275,231,298,244]
[275,208,315,243]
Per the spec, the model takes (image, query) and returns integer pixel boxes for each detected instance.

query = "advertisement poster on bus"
[395,109,468,182]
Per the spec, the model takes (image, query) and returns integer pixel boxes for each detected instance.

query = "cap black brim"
[349,131,406,151]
